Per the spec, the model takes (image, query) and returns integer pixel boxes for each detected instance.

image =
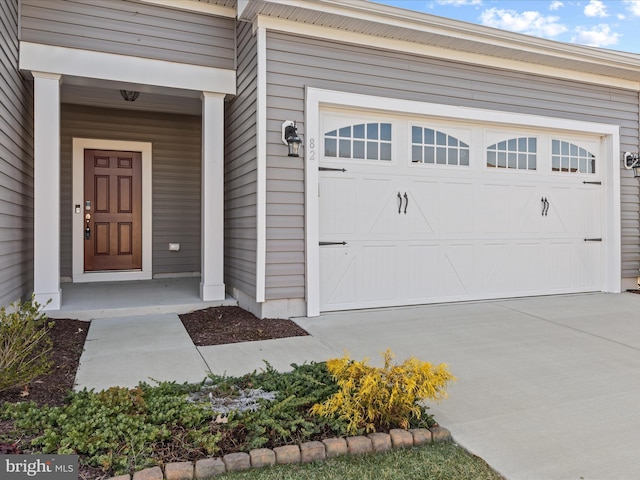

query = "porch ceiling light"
[120,90,140,102]
[282,120,302,157]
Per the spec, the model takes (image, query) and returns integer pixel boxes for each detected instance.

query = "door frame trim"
[304,87,621,317]
[72,138,153,282]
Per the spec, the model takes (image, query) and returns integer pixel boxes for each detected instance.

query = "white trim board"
[304,87,621,317]
[256,16,639,91]
[137,0,236,18]
[255,26,267,303]
[20,42,236,95]
[33,72,62,310]
[72,138,153,283]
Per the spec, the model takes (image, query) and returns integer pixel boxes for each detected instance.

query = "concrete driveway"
[296,293,640,480]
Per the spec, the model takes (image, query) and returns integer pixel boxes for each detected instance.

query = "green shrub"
[0,295,53,392]
[205,362,346,451]
[311,349,456,435]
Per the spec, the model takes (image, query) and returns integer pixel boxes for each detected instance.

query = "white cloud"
[623,0,640,16]
[571,24,620,47]
[549,1,563,11]
[480,8,567,37]
[584,0,608,17]
[436,0,483,5]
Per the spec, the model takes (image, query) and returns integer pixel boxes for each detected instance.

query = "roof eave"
[238,0,640,84]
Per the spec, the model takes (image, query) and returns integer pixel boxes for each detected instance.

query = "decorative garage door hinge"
[319,241,347,246]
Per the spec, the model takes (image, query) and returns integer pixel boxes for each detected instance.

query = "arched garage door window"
[324,122,392,161]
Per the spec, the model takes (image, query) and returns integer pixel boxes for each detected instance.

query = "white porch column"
[200,92,226,300]
[32,72,62,310]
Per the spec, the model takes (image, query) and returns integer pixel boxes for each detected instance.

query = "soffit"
[192,0,236,8]
[237,0,640,85]
[61,83,202,116]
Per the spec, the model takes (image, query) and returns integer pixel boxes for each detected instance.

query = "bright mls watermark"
[1,455,78,479]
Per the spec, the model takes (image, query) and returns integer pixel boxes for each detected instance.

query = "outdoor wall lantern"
[623,152,640,177]
[282,120,302,157]
[120,90,140,102]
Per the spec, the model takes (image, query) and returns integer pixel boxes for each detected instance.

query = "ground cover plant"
[1,362,344,476]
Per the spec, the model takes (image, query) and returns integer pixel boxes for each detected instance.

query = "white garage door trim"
[304,87,621,317]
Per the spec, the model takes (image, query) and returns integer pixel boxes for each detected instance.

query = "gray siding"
[0,0,34,306]
[265,31,640,300]
[60,104,201,277]
[224,21,258,298]
[21,0,235,69]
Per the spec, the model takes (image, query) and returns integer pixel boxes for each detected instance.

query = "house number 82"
[309,138,316,161]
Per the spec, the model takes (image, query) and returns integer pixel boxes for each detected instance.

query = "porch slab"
[74,313,210,391]
[48,277,236,320]
[198,336,339,377]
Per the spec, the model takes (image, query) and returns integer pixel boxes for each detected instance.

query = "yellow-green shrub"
[310,349,455,434]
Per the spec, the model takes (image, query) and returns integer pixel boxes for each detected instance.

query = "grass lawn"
[218,443,504,480]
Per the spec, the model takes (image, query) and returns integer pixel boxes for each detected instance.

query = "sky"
[370,0,640,54]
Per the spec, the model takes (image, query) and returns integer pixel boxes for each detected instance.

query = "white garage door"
[319,110,604,312]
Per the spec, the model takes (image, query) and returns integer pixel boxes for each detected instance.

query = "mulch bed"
[178,306,309,346]
[0,319,89,407]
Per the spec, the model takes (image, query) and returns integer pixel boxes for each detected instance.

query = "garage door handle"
[404,192,409,214]
[541,197,549,216]
[398,192,403,214]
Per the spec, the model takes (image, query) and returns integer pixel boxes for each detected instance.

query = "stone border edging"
[106,427,451,480]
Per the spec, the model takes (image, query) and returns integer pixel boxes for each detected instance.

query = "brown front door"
[84,149,142,271]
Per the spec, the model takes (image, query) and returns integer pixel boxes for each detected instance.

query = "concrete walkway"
[75,314,211,389]
[75,292,640,480]
[75,313,338,391]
